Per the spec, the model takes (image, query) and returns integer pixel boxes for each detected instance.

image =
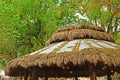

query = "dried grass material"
[45,29,114,46]
[55,24,105,33]
[7,44,120,69]
[6,48,120,77]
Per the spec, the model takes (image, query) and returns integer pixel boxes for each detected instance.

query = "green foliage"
[115,33,120,44]
[0,58,7,69]
[1,0,54,56]
[100,10,111,26]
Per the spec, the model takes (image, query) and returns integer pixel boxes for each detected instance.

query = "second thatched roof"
[45,24,114,46]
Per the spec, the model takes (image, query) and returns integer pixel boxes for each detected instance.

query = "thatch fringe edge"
[7,48,120,69]
[55,24,105,33]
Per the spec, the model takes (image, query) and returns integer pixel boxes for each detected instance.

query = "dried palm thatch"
[45,24,114,46]
[5,24,120,79]
[55,24,105,33]
[45,29,114,46]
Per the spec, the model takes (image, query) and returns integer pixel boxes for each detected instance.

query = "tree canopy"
[0,0,120,69]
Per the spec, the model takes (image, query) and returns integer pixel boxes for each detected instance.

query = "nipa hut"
[5,24,120,80]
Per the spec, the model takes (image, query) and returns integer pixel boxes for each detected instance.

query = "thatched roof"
[5,24,120,78]
[45,24,114,46]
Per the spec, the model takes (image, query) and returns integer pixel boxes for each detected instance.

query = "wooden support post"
[45,69,48,80]
[24,71,28,80]
[74,69,78,80]
[29,67,39,80]
[107,67,112,80]
[20,77,22,80]
[33,67,39,80]
[45,76,48,80]
[89,63,97,80]
[75,76,78,80]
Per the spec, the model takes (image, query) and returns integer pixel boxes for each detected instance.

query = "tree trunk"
[89,63,97,80]
[107,11,116,34]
